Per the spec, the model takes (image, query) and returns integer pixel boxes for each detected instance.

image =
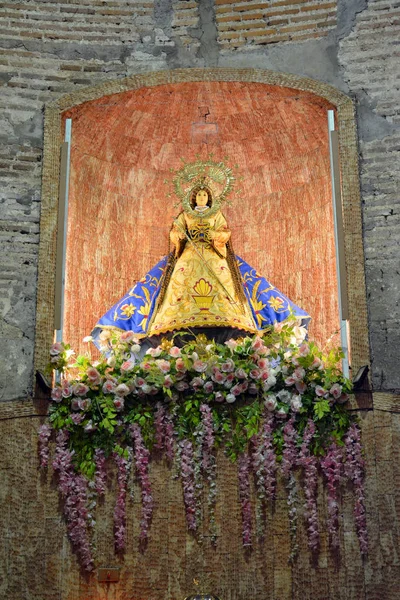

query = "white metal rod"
[328,110,349,377]
[54,118,72,341]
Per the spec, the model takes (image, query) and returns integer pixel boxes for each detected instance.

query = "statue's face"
[195,189,209,207]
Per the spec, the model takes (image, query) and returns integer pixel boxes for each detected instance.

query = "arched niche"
[35,68,369,377]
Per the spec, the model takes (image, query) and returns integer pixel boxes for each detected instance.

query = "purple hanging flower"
[130,424,154,542]
[38,423,52,468]
[94,449,107,496]
[113,452,129,552]
[200,404,217,543]
[154,402,166,451]
[298,420,319,552]
[52,430,94,571]
[252,413,277,537]
[238,452,252,547]
[320,442,344,548]
[179,439,198,532]
[282,417,300,560]
[344,424,368,555]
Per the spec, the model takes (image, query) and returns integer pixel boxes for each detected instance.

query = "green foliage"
[46,321,355,475]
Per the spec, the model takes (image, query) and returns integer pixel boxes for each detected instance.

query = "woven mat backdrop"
[62,81,338,355]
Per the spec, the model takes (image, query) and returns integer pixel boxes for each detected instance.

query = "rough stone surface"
[0,406,395,600]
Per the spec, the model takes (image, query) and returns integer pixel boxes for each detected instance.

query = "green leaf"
[314,399,331,420]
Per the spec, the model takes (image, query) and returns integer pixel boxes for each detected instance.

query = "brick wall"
[216,0,337,50]
[339,0,400,390]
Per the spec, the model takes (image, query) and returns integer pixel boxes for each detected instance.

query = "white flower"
[82,335,93,343]
[277,390,291,403]
[115,383,130,397]
[131,344,141,354]
[225,393,236,404]
[290,395,303,412]
[107,355,116,368]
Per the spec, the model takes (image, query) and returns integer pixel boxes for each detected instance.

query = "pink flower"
[73,382,89,397]
[330,383,342,400]
[51,386,63,402]
[115,383,130,397]
[61,382,72,398]
[231,384,242,396]
[249,368,261,380]
[310,357,323,370]
[294,367,306,380]
[193,359,207,373]
[295,380,307,394]
[257,357,269,369]
[265,395,277,411]
[298,343,310,357]
[235,367,247,379]
[113,397,124,411]
[71,399,80,411]
[190,377,204,389]
[135,377,146,387]
[70,413,84,425]
[204,381,214,394]
[248,383,258,395]
[78,398,91,411]
[175,358,187,372]
[252,337,264,351]
[120,330,137,343]
[285,376,296,386]
[87,367,101,385]
[315,385,328,398]
[50,342,63,356]
[163,374,174,388]
[175,380,189,391]
[121,360,135,372]
[140,361,152,371]
[156,359,171,374]
[212,369,226,383]
[214,391,225,402]
[102,379,116,394]
[146,346,162,357]
[225,338,238,351]
[169,346,181,358]
[221,359,235,373]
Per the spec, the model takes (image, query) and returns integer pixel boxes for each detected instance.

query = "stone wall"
[1,399,400,600]
[0,0,400,598]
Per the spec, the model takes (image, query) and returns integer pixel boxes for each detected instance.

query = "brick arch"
[36,68,369,375]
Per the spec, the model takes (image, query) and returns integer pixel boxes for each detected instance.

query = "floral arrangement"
[39,321,368,570]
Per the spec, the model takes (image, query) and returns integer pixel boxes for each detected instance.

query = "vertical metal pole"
[54,118,72,344]
[328,110,349,377]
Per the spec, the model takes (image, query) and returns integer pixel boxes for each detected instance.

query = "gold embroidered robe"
[147,210,258,336]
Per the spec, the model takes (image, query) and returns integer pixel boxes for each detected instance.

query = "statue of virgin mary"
[92,159,310,347]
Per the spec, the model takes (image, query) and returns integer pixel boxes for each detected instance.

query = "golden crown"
[171,157,235,218]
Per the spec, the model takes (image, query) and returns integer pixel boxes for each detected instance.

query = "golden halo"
[173,158,235,218]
